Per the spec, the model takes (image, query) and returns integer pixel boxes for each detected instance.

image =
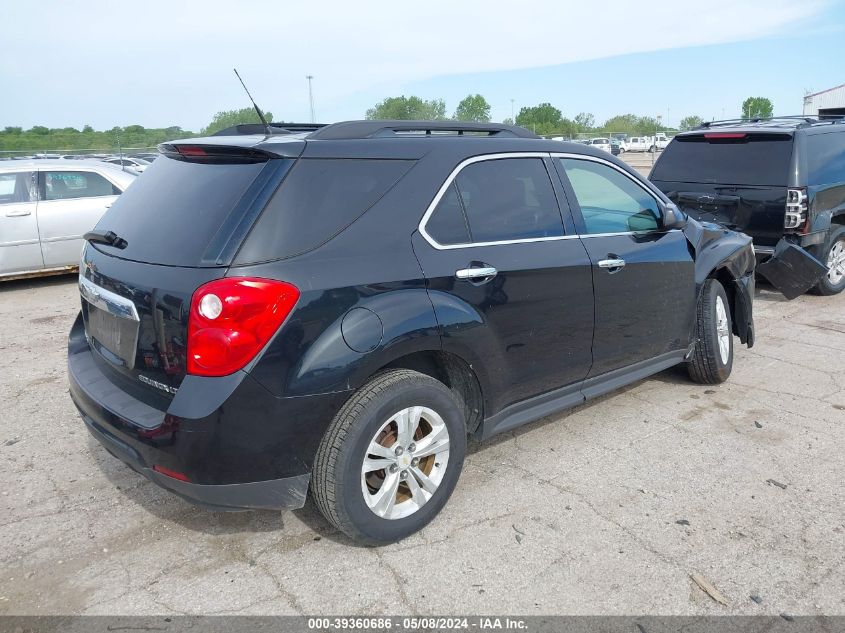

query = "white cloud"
[0,0,831,127]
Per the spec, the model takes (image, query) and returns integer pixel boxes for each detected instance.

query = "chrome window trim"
[418,151,670,251]
[418,152,574,250]
[79,275,139,322]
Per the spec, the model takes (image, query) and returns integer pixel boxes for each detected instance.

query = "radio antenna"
[233,68,272,135]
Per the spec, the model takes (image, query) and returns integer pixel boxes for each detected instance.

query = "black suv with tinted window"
[650,116,845,298]
[68,120,755,544]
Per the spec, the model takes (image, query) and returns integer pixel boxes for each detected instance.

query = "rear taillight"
[187,277,300,377]
[785,188,808,231]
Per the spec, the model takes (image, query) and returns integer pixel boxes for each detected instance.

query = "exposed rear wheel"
[687,279,733,384]
[811,225,845,296]
[312,369,466,545]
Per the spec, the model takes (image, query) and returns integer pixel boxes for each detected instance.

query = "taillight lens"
[785,188,808,231]
[187,277,300,377]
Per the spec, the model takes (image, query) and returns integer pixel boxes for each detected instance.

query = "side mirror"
[662,202,687,230]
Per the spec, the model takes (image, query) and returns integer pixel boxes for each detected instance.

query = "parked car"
[132,152,160,162]
[0,160,136,280]
[587,137,612,153]
[102,156,151,172]
[651,117,845,297]
[610,139,622,156]
[613,138,628,152]
[68,120,755,544]
[650,135,671,152]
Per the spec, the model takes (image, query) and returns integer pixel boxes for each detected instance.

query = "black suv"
[650,116,845,298]
[68,120,755,544]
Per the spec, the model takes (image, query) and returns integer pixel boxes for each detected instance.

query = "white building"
[803,84,845,118]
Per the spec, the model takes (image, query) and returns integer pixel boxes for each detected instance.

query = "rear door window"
[41,171,120,200]
[432,157,564,245]
[235,159,415,263]
[651,133,794,186]
[807,132,845,186]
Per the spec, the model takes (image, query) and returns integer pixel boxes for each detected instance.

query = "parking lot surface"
[1,275,843,616]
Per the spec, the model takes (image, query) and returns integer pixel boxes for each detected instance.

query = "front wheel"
[312,369,467,545]
[811,225,845,296]
[687,279,733,384]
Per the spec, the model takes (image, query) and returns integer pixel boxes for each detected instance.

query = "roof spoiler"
[307,120,540,140]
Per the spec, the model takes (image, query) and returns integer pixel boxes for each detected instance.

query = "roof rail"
[212,122,326,137]
[307,120,540,140]
[697,115,844,130]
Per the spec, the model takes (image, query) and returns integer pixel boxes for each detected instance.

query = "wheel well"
[832,213,845,227]
[380,351,484,435]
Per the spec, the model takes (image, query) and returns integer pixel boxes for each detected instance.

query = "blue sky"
[1,0,843,131]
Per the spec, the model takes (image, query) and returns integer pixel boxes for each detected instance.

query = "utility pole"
[510,99,515,123]
[306,75,315,124]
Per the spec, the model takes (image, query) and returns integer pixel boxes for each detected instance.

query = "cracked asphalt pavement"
[1,275,843,615]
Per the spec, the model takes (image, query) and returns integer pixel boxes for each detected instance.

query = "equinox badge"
[138,374,178,395]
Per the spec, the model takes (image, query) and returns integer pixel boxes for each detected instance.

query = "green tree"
[365,96,447,120]
[573,112,595,131]
[82,125,94,133]
[741,97,773,119]
[29,126,50,135]
[201,107,275,135]
[635,116,661,135]
[679,115,704,131]
[515,103,562,135]
[453,94,491,122]
[502,117,514,126]
[602,114,640,134]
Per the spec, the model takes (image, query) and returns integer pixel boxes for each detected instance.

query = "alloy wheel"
[715,295,730,365]
[827,238,845,286]
[361,406,451,520]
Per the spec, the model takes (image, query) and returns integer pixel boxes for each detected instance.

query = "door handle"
[5,209,31,217]
[456,266,497,280]
[598,258,626,271]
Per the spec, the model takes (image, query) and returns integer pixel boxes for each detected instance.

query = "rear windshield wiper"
[84,230,128,250]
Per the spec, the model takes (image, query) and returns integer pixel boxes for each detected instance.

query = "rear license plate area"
[79,276,140,369]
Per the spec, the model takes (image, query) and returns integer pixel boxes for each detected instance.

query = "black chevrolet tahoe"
[651,116,845,298]
[68,120,755,544]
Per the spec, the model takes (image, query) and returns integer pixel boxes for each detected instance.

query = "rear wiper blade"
[84,229,128,250]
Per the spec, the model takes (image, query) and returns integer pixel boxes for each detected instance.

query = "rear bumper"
[81,414,310,511]
[68,313,351,510]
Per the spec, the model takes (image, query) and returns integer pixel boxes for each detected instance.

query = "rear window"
[234,158,414,264]
[651,133,793,186]
[92,155,286,267]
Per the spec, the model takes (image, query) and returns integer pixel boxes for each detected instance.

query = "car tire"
[312,369,467,545]
[649,145,656,153]
[810,225,845,296]
[687,279,733,384]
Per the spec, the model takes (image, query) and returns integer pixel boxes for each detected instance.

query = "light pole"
[306,75,315,124]
[510,99,515,123]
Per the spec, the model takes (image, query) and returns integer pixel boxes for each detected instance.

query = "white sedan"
[0,160,136,280]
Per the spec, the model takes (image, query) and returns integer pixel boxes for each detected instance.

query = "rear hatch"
[650,131,795,247]
[78,140,300,407]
